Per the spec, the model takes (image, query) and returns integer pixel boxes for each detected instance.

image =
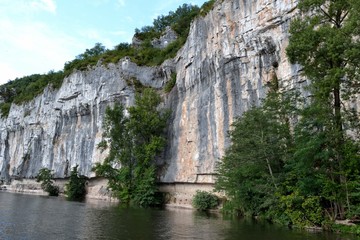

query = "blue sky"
[0,0,207,84]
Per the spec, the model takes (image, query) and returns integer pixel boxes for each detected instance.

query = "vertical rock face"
[0,61,167,180]
[161,0,302,183]
[0,0,303,184]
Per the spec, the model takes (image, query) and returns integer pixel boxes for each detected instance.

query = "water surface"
[0,192,357,240]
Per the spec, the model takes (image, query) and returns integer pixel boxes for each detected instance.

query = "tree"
[36,168,59,196]
[93,88,169,206]
[192,191,219,211]
[65,165,87,201]
[215,90,296,217]
[76,42,107,60]
[286,0,360,219]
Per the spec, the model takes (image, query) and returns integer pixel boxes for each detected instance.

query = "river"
[0,191,357,240]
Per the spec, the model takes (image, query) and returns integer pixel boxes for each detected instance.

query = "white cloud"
[30,0,57,14]
[0,0,57,15]
[79,29,118,49]
[111,30,128,36]
[117,0,126,7]
[90,0,109,7]
[110,30,133,43]
[0,63,22,83]
[0,19,82,84]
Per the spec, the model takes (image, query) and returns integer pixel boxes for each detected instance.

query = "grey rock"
[0,0,318,184]
[0,61,169,181]
[152,26,178,49]
[159,0,304,183]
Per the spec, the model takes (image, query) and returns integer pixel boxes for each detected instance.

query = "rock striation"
[161,0,302,183]
[0,0,303,185]
[0,60,169,180]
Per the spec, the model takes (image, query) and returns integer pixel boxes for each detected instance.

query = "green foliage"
[331,224,360,235]
[192,190,219,211]
[217,0,360,230]
[0,1,217,108]
[64,43,108,76]
[279,191,323,227]
[36,168,59,196]
[0,70,65,116]
[0,1,213,107]
[285,0,360,221]
[164,72,177,93]
[199,0,217,17]
[0,102,11,118]
[65,165,87,201]
[139,4,200,39]
[76,42,107,60]
[215,90,297,217]
[93,88,169,207]
[64,3,201,74]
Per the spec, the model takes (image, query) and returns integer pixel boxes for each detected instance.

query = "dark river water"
[0,192,358,240]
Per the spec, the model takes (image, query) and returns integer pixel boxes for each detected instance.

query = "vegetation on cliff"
[65,165,87,201]
[63,3,200,72]
[36,168,60,196]
[93,88,169,207]
[0,1,215,117]
[0,71,65,116]
[216,0,360,231]
[192,190,219,211]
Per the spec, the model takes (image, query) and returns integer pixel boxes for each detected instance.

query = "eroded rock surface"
[161,0,302,183]
[0,0,304,185]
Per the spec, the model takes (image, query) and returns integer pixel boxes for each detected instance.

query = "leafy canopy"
[217,0,360,228]
[215,89,297,217]
[286,0,360,220]
[36,168,59,196]
[93,88,169,207]
[0,1,216,117]
[65,165,87,201]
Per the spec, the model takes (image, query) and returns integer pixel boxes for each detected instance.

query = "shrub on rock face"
[65,165,87,201]
[93,89,169,207]
[36,168,59,196]
[192,190,219,211]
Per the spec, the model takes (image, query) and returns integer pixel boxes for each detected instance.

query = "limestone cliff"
[0,0,302,184]
[0,61,170,180]
[161,0,302,183]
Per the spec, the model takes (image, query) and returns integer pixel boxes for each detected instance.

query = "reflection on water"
[0,192,357,240]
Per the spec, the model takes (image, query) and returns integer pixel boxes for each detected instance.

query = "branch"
[320,7,338,26]
[339,10,349,25]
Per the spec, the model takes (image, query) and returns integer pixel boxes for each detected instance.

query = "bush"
[280,191,323,227]
[65,165,87,201]
[45,184,60,196]
[0,1,209,107]
[0,71,65,111]
[199,0,216,17]
[36,168,59,196]
[0,102,11,118]
[93,89,170,207]
[192,190,219,211]
[164,72,176,93]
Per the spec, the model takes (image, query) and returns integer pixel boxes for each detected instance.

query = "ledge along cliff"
[0,0,303,202]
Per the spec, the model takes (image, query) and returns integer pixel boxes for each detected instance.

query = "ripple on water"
[0,192,358,240]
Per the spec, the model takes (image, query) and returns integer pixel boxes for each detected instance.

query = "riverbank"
[0,178,220,209]
[3,192,347,240]
[0,178,118,201]
[1,179,358,237]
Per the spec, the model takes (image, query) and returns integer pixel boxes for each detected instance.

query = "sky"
[0,0,208,84]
